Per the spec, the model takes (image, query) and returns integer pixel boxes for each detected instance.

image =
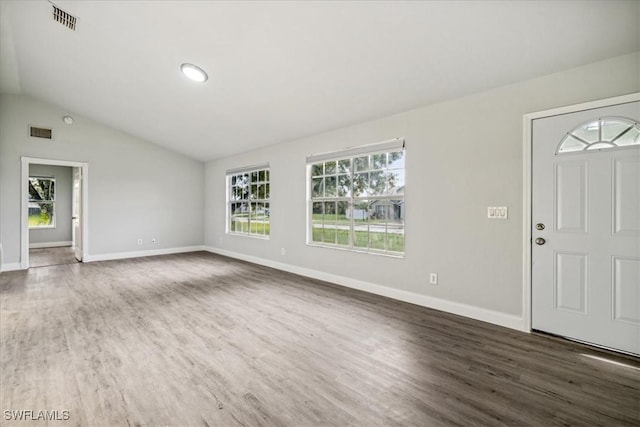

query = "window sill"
[226,232,270,240]
[306,242,405,259]
[29,226,56,230]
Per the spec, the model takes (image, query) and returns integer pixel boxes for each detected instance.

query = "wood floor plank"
[29,247,78,269]
[1,252,639,426]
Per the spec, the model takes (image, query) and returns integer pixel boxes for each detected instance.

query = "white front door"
[72,167,82,262]
[532,101,640,356]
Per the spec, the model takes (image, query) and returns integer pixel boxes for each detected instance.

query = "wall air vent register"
[29,126,53,139]
[51,3,77,31]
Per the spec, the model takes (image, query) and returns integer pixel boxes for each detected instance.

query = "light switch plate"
[488,206,508,219]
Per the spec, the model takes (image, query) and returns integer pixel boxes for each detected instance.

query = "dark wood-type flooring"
[29,246,78,268]
[1,252,638,426]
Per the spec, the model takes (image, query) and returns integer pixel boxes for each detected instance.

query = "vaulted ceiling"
[1,1,638,161]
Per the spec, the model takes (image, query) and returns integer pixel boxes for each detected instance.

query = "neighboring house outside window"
[227,165,270,237]
[28,176,56,228]
[307,139,405,256]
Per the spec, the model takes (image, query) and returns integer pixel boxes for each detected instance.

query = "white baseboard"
[0,262,23,273]
[204,246,527,332]
[83,246,205,263]
[29,241,73,249]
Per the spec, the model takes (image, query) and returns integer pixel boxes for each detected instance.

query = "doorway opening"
[28,166,77,268]
[21,157,88,269]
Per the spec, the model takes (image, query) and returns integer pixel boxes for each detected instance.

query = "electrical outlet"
[151,238,156,244]
[429,273,438,285]
[137,238,143,246]
[281,248,286,256]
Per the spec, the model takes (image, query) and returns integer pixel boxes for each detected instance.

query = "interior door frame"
[521,92,640,332]
[21,157,89,269]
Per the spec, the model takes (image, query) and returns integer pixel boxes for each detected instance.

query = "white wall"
[0,95,205,267]
[204,52,640,327]
[28,164,72,246]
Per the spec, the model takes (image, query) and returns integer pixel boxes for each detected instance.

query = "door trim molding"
[21,157,89,269]
[521,92,640,332]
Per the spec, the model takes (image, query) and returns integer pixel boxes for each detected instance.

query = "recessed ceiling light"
[62,115,74,124]
[180,63,208,83]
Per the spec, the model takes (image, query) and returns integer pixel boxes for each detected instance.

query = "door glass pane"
[572,121,599,143]
[557,135,587,153]
[558,117,640,153]
[586,142,616,150]
[602,120,631,142]
[615,127,640,147]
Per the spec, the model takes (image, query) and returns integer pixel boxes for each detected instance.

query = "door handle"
[535,237,546,245]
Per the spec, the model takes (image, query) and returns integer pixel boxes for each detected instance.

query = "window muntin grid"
[309,150,405,255]
[557,117,640,154]
[227,168,270,237]
[28,177,56,228]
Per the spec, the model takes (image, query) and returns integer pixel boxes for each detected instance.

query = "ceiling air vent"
[30,126,53,139]
[51,3,77,31]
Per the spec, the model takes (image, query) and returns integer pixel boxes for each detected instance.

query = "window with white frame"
[227,165,270,237]
[28,176,56,228]
[307,139,405,255]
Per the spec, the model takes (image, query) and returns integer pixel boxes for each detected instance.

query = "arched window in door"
[556,117,640,154]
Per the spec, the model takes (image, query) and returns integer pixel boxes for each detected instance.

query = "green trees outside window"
[227,167,270,237]
[310,150,405,255]
[28,177,55,228]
